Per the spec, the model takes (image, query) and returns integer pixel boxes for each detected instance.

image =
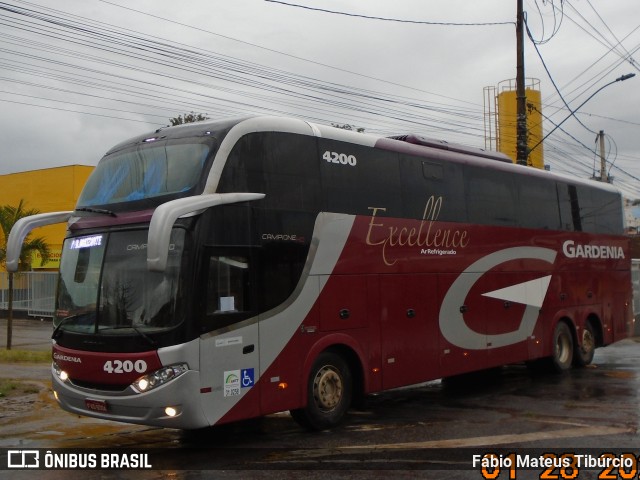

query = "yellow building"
[0,165,93,271]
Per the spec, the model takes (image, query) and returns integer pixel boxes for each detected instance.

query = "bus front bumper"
[51,366,209,429]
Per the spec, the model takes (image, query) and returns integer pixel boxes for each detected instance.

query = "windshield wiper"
[129,324,157,348]
[99,324,157,348]
[75,207,116,217]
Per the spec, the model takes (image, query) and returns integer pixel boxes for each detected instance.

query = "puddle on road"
[0,378,178,449]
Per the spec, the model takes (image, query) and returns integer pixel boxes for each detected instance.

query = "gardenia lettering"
[366,196,469,266]
[53,353,82,363]
[562,240,624,259]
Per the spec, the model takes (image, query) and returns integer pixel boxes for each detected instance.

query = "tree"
[0,200,51,271]
[331,123,365,133]
[168,112,209,126]
[0,199,51,350]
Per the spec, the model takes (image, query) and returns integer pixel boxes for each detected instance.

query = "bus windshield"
[77,140,210,207]
[55,229,186,334]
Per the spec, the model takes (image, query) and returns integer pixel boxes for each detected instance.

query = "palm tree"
[0,199,51,270]
[0,199,51,349]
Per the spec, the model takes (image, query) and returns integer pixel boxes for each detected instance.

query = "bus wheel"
[551,322,574,372]
[290,351,352,431]
[573,321,595,367]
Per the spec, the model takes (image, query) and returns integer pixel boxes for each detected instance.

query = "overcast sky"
[1,0,639,197]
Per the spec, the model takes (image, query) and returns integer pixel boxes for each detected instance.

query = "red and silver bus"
[7,116,633,431]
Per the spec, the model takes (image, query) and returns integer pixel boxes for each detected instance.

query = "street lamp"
[528,73,636,157]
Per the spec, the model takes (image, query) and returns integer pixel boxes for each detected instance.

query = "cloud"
[0,0,638,196]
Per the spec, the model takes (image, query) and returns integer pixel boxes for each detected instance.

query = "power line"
[528,103,597,157]
[0,1,490,139]
[0,97,160,123]
[544,1,640,108]
[93,0,482,108]
[263,0,515,26]
[569,0,639,71]
[525,14,596,135]
[0,89,170,119]
[526,0,564,44]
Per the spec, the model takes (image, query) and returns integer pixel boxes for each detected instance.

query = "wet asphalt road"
[0,318,639,479]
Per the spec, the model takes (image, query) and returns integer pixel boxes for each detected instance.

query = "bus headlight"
[131,363,189,394]
[53,362,69,382]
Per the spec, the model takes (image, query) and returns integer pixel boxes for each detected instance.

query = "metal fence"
[0,271,57,318]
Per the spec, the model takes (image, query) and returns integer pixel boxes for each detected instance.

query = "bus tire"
[551,321,574,372]
[573,321,595,367]
[290,351,352,431]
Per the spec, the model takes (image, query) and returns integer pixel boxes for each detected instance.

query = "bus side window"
[515,177,561,230]
[201,252,253,332]
[206,255,250,315]
[558,184,583,232]
[466,169,517,226]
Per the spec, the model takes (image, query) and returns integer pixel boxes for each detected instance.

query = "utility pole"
[598,130,608,182]
[516,0,528,166]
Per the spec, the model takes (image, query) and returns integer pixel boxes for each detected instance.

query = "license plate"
[85,398,108,413]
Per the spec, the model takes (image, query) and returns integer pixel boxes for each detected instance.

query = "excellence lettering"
[366,196,469,266]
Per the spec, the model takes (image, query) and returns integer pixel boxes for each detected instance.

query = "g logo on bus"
[439,247,557,350]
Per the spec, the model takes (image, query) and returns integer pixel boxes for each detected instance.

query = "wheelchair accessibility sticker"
[223,368,254,397]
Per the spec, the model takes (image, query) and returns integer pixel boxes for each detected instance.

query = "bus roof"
[105,115,622,198]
